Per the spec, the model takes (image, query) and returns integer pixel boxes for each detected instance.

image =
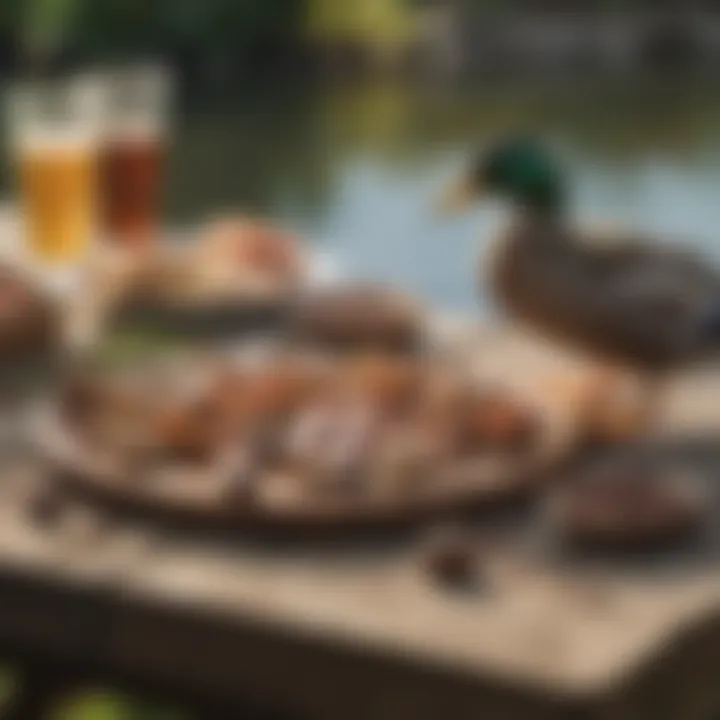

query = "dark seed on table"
[422,527,481,590]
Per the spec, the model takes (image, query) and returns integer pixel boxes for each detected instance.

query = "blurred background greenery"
[2,0,718,83]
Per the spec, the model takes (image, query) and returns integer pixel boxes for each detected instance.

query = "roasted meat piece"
[0,267,58,362]
[552,463,703,551]
[153,394,234,463]
[196,217,305,284]
[424,381,540,454]
[284,397,378,495]
[293,285,423,352]
[344,354,425,420]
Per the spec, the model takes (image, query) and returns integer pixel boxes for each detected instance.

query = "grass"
[93,330,191,369]
[52,691,187,720]
[0,670,188,720]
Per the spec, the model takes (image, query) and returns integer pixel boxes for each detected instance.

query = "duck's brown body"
[488,213,720,371]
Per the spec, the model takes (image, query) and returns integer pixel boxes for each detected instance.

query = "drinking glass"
[6,75,103,269]
[100,64,172,245]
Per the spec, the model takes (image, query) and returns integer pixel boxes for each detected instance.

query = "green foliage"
[93,331,191,370]
[52,689,187,720]
[7,0,430,63]
[13,0,84,56]
[12,0,306,63]
[306,0,416,45]
[6,0,700,63]
[164,0,302,43]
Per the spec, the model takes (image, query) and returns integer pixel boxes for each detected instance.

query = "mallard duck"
[440,138,720,428]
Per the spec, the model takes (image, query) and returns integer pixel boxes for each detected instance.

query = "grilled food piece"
[293,285,423,352]
[550,462,704,552]
[0,267,58,362]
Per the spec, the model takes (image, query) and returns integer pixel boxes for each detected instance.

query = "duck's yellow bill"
[435,175,481,216]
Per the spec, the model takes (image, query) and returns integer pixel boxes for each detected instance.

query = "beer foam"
[103,64,171,142]
[105,114,165,143]
[16,129,99,157]
[7,76,105,156]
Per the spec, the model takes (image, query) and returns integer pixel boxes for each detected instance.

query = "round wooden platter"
[33,391,581,537]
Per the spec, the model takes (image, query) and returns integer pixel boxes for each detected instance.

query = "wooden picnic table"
[0,454,718,720]
[0,330,719,719]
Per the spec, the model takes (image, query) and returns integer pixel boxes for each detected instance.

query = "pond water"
[166,75,720,315]
[9,74,720,317]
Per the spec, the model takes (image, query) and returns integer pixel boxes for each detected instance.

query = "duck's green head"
[440,138,565,215]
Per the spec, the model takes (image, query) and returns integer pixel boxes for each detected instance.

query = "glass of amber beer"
[7,76,103,271]
[100,64,171,245]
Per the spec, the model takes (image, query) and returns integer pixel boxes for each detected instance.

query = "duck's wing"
[593,265,720,356]
[581,229,720,287]
[580,234,720,358]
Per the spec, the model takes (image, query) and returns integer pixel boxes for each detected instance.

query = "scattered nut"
[421,525,482,590]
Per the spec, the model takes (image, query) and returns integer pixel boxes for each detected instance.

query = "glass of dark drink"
[100,65,171,246]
